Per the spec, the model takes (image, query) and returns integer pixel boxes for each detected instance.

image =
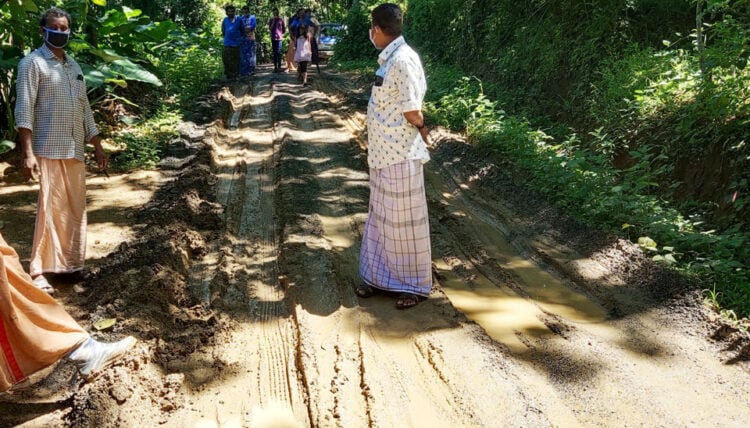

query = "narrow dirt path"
[171,80,309,426]
[1,64,749,427]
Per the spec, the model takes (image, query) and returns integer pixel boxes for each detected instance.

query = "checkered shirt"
[366,36,430,170]
[15,44,99,161]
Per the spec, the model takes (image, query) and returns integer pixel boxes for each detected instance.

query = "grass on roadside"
[107,107,181,171]
[102,36,222,172]
[422,63,750,327]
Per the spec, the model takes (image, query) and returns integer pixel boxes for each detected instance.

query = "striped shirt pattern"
[366,36,430,170]
[359,159,432,296]
[15,44,99,161]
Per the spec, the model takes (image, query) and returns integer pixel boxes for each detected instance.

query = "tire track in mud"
[178,78,308,427]
[273,71,556,427]
[178,66,750,428]
[277,68,750,428]
[425,141,750,427]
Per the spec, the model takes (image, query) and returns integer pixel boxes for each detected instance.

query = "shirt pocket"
[370,85,389,110]
[76,80,88,101]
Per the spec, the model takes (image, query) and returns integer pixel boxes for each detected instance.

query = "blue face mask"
[44,28,70,48]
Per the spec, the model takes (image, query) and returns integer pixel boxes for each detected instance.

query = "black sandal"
[395,293,422,309]
[355,283,376,298]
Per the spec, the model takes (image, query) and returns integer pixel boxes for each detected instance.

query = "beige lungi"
[29,158,87,277]
[0,233,87,392]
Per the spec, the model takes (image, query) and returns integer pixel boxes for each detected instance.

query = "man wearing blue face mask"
[356,3,432,309]
[14,7,107,296]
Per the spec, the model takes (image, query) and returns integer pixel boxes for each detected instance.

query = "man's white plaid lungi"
[359,159,432,296]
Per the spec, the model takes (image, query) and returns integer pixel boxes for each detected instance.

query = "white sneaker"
[32,276,55,295]
[66,336,136,379]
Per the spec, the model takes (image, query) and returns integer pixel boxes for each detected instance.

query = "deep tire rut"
[176,66,750,427]
[179,78,309,427]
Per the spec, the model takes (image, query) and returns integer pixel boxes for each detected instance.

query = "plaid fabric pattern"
[359,159,432,296]
[366,36,429,169]
[15,45,98,161]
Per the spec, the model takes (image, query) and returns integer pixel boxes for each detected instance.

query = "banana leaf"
[109,58,162,87]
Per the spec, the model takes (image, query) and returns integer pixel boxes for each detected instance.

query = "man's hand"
[90,135,109,172]
[18,127,39,180]
[22,155,40,180]
[418,125,430,147]
[404,110,430,146]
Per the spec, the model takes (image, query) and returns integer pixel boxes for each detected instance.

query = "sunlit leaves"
[110,58,162,86]
[7,0,38,17]
[0,140,15,155]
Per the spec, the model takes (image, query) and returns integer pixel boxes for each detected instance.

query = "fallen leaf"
[93,318,117,331]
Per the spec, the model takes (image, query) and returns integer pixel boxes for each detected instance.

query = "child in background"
[294,24,312,87]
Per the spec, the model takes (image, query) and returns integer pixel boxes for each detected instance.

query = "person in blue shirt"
[239,5,257,77]
[221,5,243,80]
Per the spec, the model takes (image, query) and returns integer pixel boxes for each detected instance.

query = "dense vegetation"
[335,1,750,322]
[0,0,350,168]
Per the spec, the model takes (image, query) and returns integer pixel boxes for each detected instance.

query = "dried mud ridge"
[2,66,749,427]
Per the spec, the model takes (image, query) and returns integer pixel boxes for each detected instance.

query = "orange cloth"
[0,233,87,392]
[286,41,297,70]
[29,158,87,277]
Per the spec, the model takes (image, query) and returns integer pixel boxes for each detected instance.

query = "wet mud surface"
[0,64,749,427]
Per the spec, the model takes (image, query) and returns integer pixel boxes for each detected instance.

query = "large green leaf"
[7,0,38,18]
[100,9,128,29]
[0,140,16,155]
[109,58,162,87]
[91,0,107,6]
[0,45,23,69]
[135,20,178,42]
[122,6,142,20]
[80,63,111,89]
[88,48,126,63]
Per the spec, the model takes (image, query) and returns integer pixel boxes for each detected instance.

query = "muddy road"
[1,65,749,427]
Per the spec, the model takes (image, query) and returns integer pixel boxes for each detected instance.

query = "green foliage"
[0,140,15,155]
[333,0,377,61]
[406,0,750,319]
[109,107,180,170]
[0,1,170,144]
[333,0,409,61]
[154,30,223,107]
[425,73,501,132]
[331,58,377,72]
[407,0,694,117]
[427,66,750,318]
[109,0,214,29]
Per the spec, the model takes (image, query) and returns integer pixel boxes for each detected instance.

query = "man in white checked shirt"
[356,3,432,309]
[15,7,108,296]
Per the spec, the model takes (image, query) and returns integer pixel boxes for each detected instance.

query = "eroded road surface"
[1,65,749,427]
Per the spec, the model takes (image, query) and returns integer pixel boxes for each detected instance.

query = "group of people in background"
[223,5,320,87]
[221,4,257,80]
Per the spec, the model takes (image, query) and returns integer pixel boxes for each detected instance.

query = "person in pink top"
[294,24,312,86]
